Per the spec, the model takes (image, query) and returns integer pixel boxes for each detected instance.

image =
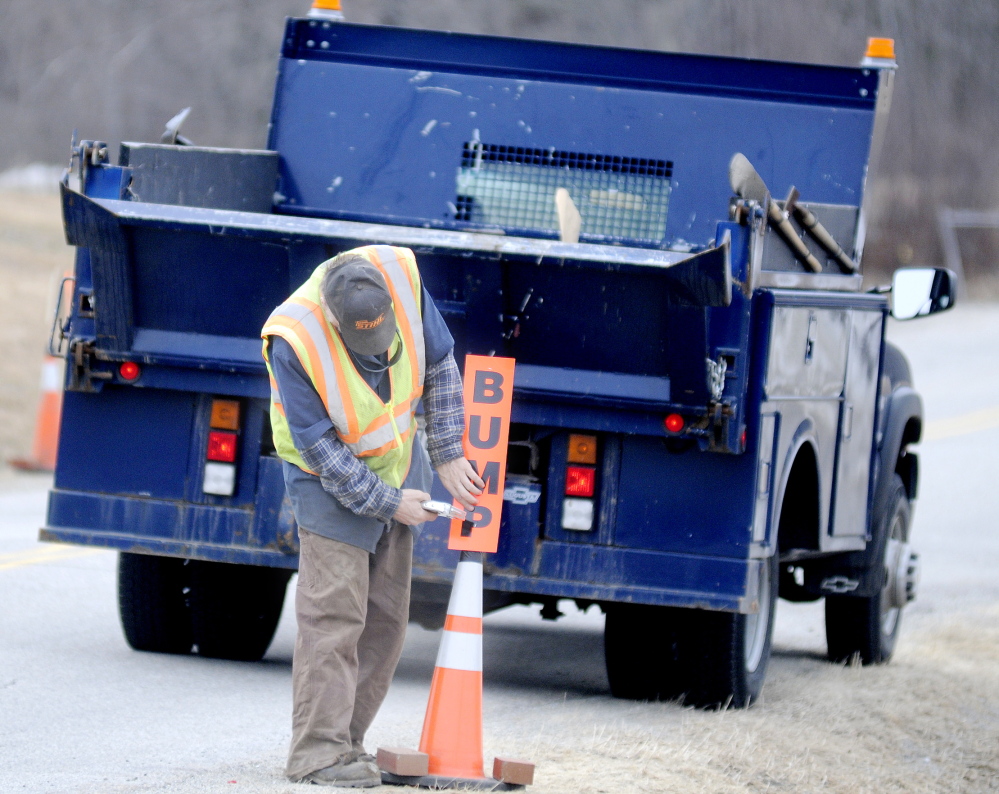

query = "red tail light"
[565,465,596,497]
[207,431,238,463]
[664,413,685,434]
[119,361,140,381]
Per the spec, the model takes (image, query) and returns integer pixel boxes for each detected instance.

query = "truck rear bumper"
[416,547,757,613]
[40,523,752,612]
[44,487,299,568]
[44,489,758,612]
[39,527,298,569]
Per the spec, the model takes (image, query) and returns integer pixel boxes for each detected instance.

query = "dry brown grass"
[0,189,73,464]
[483,607,999,793]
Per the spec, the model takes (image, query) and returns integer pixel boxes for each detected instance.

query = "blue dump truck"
[43,18,955,707]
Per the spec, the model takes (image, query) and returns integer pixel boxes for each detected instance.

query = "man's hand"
[435,457,485,511]
[393,489,436,526]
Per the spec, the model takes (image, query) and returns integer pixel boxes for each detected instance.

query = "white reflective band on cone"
[446,560,483,618]
[435,629,483,672]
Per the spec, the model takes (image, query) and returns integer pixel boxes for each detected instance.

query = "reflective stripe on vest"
[261,245,425,487]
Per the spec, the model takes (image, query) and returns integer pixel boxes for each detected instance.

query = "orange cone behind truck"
[10,354,63,472]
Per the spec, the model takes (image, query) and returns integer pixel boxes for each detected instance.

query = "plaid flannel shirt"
[299,352,465,522]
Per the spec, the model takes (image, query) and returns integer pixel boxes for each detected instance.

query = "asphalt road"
[1,303,997,794]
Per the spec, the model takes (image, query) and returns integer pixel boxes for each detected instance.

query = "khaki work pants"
[286,524,413,781]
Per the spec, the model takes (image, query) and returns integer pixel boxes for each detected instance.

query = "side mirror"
[890,267,957,320]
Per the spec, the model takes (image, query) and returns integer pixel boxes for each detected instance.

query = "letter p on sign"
[448,355,516,552]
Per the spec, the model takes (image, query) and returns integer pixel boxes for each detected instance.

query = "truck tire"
[117,553,193,654]
[603,554,777,707]
[826,475,910,664]
[678,552,778,708]
[603,603,684,700]
[188,561,292,661]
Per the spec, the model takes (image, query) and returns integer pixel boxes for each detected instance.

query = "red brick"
[492,757,535,785]
[376,747,429,777]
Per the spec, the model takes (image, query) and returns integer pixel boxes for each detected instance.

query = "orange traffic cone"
[10,354,64,472]
[419,551,485,779]
[379,558,534,789]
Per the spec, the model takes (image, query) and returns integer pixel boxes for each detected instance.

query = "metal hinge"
[67,339,112,393]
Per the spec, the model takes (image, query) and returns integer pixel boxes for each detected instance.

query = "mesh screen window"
[454,142,673,244]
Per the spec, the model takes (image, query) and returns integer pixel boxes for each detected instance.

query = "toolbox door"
[765,303,850,546]
[829,309,884,539]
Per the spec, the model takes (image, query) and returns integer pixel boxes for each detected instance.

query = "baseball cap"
[321,258,397,356]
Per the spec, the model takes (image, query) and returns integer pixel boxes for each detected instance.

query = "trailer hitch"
[67,339,112,393]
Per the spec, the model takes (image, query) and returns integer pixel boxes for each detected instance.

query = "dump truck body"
[44,19,934,704]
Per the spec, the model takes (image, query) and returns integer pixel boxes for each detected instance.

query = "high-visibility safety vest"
[261,245,426,488]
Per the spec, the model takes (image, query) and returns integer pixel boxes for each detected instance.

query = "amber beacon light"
[861,37,897,68]
[864,38,895,60]
[309,0,344,20]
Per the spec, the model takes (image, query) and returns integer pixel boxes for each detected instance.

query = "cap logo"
[355,312,386,330]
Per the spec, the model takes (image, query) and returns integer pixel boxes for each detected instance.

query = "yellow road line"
[0,545,105,571]
[0,544,76,562]
[924,404,999,442]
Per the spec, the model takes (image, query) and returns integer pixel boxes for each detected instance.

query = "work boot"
[350,747,377,764]
[300,757,380,787]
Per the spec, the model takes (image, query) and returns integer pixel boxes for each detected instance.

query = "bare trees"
[2,0,995,279]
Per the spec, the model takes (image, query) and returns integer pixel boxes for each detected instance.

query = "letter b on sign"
[449,355,516,553]
[473,371,504,404]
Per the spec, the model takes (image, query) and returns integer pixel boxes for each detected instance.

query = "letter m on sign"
[448,355,516,552]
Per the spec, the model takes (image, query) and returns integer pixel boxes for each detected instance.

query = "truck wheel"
[188,561,292,661]
[678,552,778,708]
[603,603,684,700]
[117,553,193,654]
[826,475,912,664]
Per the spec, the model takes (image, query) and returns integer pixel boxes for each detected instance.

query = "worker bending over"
[262,245,483,787]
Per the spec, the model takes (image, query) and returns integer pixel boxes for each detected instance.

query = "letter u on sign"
[448,355,516,552]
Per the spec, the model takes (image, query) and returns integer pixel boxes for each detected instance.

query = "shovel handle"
[791,204,859,274]
[767,203,824,273]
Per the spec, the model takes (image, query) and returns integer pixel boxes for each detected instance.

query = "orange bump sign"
[448,355,516,553]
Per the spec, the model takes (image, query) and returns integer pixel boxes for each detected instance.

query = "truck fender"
[864,386,922,564]
[873,385,922,514]
[771,419,819,554]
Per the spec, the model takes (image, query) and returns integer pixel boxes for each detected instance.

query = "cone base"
[381,771,525,791]
[8,458,54,473]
